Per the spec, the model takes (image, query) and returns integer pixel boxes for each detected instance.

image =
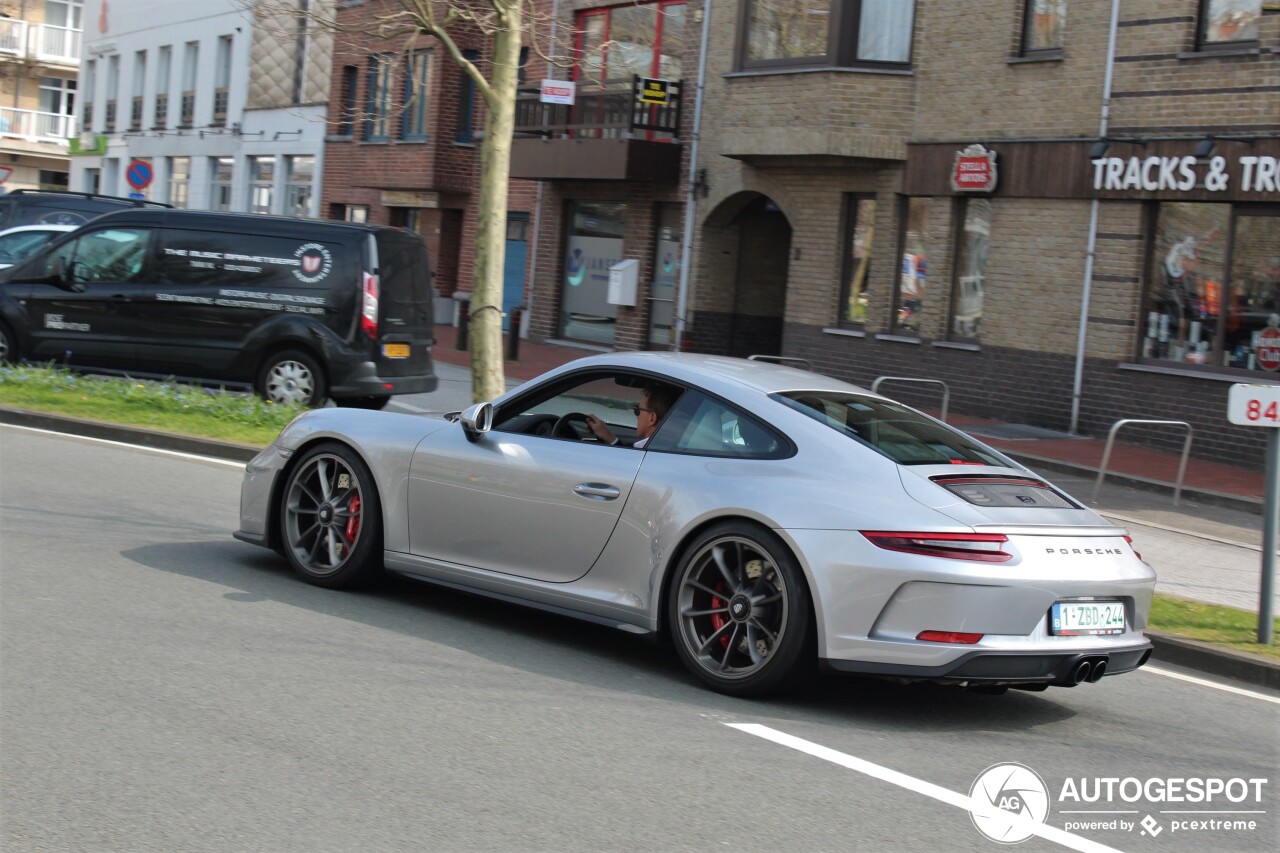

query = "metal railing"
[0,18,26,54]
[871,376,951,423]
[514,75,682,140]
[1091,419,1193,506]
[0,107,77,142]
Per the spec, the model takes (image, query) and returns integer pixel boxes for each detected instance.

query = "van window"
[157,228,345,289]
[42,228,152,283]
[375,234,432,308]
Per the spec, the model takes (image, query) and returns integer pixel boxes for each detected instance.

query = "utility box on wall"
[607,259,639,306]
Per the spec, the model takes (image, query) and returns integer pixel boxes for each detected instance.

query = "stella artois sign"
[951,144,999,193]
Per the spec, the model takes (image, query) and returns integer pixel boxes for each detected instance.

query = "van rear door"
[369,231,434,378]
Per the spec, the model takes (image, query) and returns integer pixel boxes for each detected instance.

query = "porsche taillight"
[1124,535,1142,561]
[361,272,379,340]
[861,531,1013,563]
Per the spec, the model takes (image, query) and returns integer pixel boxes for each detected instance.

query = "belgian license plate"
[1051,601,1126,636]
[383,343,410,359]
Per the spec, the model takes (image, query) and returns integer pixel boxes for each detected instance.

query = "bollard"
[455,299,469,351]
[506,306,522,362]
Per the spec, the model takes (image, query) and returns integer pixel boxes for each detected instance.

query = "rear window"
[375,233,432,307]
[775,391,1014,467]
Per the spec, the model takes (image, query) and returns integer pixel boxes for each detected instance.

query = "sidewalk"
[432,323,1268,513]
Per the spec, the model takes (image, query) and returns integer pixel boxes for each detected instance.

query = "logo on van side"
[293,243,333,284]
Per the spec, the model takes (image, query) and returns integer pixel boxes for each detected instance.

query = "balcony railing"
[0,107,77,142]
[514,76,683,140]
[31,24,80,64]
[0,18,26,54]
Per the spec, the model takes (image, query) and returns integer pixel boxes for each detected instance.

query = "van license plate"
[383,343,410,359]
[1050,601,1125,636]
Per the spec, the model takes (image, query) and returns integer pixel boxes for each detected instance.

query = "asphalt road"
[2,427,1277,853]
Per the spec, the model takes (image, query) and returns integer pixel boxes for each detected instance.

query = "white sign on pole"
[540,79,575,106]
[1227,383,1280,427]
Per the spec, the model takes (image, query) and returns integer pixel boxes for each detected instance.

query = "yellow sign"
[639,78,670,106]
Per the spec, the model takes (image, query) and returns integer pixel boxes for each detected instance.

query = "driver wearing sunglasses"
[586,385,678,448]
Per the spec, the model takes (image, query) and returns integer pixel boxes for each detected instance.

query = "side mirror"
[460,402,494,442]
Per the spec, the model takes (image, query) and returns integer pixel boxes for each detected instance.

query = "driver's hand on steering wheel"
[584,414,617,444]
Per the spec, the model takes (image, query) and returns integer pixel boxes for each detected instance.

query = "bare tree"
[251,0,558,402]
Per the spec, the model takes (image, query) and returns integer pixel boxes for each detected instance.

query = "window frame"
[836,192,877,329]
[364,54,393,141]
[336,65,358,138]
[1019,0,1066,58]
[400,49,431,141]
[736,0,916,72]
[1196,0,1262,51]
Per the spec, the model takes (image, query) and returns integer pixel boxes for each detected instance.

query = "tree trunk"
[468,4,522,402]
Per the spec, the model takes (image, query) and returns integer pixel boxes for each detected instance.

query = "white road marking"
[388,401,429,413]
[1140,665,1280,704]
[0,423,246,468]
[725,723,1123,853]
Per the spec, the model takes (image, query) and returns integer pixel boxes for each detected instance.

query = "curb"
[0,406,262,462]
[1146,630,1280,691]
[5,406,1276,693]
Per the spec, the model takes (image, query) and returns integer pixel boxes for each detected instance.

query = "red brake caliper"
[343,495,361,542]
[708,581,730,649]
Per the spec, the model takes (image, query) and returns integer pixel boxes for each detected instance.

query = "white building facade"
[71,0,331,215]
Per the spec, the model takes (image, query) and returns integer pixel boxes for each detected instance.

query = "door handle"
[573,483,620,501]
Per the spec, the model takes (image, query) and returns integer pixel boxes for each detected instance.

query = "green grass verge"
[1150,593,1280,660]
[0,363,302,446]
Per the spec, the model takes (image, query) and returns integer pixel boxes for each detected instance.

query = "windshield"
[774,391,1014,467]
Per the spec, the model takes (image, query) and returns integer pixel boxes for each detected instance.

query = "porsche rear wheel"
[669,521,815,696]
[280,442,383,588]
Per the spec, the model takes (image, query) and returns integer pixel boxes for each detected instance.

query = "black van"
[0,189,170,228]
[0,209,436,408]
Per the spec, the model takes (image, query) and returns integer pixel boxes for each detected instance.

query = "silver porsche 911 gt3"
[234,352,1155,697]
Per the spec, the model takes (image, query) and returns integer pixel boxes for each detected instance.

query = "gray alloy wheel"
[259,350,326,407]
[670,523,814,696]
[280,444,382,588]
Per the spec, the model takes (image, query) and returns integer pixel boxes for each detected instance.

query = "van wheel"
[336,396,392,410]
[0,321,16,363]
[258,350,327,407]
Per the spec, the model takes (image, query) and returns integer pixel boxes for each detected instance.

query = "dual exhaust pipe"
[1066,655,1109,685]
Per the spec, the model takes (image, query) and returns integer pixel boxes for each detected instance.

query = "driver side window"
[493,372,646,441]
[42,228,151,284]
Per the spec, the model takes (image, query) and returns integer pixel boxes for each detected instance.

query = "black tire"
[0,320,17,363]
[668,521,816,697]
[257,349,327,407]
[278,442,383,589]
[335,395,392,410]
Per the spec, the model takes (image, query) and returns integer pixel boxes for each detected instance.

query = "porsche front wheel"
[280,443,383,588]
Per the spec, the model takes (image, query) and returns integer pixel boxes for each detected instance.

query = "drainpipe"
[1070,0,1121,434]
[522,0,561,340]
[673,0,711,351]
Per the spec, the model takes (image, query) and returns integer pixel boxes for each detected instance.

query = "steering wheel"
[552,411,591,440]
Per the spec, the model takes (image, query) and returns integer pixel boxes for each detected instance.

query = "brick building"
[320,0,538,329]
[678,0,1278,468]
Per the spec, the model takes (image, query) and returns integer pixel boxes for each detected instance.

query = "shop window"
[948,198,991,342]
[1142,203,1279,374]
[740,0,915,70]
[892,197,930,335]
[1021,0,1066,55]
[837,195,876,327]
[365,55,393,141]
[561,201,626,346]
[286,155,314,217]
[455,49,479,143]
[248,156,274,215]
[209,157,233,211]
[401,50,430,141]
[167,156,189,208]
[1197,0,1260,49]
